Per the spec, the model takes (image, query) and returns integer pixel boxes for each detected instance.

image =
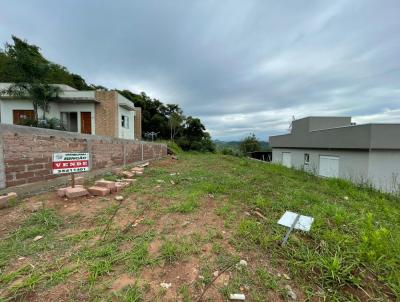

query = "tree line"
[0,36,214,151]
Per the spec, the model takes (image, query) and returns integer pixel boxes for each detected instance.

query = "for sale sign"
[52,153,90,175]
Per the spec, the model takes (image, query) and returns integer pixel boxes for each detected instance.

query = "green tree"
[0,35,91,90]
[0,36,61,120]
[177,116,215,152]
[165,104,184,140]
[239,133,261,155]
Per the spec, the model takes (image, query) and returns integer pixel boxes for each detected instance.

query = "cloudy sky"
[0,0,399,140]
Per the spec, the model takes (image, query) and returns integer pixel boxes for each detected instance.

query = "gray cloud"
[1,0,399,140]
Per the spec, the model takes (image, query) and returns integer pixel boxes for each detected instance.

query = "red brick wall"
[0,124,167,189]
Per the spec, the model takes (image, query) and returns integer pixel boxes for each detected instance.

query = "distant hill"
[214,140,270,152]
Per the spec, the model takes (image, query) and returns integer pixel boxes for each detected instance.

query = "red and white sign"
[52,152,90,175]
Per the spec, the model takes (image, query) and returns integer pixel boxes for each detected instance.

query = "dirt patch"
[111,274,136,292]
[0,202,29,238]
[34,283,74,302]
[148,239,162,256]
[141,257,200,301]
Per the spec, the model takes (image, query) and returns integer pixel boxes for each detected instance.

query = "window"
[121,115,129,129]
[13,110,35,125]
[304,153,310,165]
[60,112,78,132]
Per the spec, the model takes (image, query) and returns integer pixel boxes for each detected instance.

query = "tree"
[239,133,261,155]
[0,36,61,120]
[177,116,215,152]
[165,104,184,140]
[0,35,92,90]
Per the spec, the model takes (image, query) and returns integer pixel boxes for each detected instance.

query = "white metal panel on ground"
[277,211,314,232]
[319,155,339,177]
[282,152,292,168]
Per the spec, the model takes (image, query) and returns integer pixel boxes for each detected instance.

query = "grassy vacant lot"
[0,153,399,301]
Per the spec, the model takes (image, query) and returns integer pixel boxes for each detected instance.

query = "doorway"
[80,112,92,134]
[282,152,292,168]
[319,155,339,178]
[60,112,78,132]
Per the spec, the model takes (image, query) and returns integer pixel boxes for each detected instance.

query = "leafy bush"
[359,213,396,263]
[20,117,65,131]
[166,140,183,154]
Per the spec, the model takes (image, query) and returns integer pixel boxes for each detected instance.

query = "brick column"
[134,107,142,140]
[0,132,5,189]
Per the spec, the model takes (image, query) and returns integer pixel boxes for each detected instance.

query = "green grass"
[167,153,400,300]
[168,196,199,213]
[113,284,143,302]
[124,231,157,272]
[160,236,199,263]
[0,209,63,270]
[1,152,399,301]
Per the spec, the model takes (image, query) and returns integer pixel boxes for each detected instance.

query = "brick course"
[0,124,167,189]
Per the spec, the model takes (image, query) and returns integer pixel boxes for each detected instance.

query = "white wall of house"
[0,99,61,122]
[272,148,370,184]
[0,99,95,134]
[118,106,135,140]
[368,150,400,193]
[272,147,400,193]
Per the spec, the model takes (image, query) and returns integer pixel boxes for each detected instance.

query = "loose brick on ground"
[0,192,18,209]
[57,185,84,197]
[57,187,67,197]
[123,179,137,184]
[65,187,89,199]
[111,182,126,193]
[112,167,124,176]
[88,186,110,196]
[95,179,116,189]
[122,171,135,178]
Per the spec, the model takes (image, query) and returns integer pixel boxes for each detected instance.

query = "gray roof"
[269,116,400,150]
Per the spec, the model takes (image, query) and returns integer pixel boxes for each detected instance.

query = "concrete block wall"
[0,124,167,190]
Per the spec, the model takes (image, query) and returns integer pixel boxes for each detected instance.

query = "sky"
[0,0,399,141]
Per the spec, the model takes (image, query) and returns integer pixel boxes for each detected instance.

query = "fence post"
[141,142,144,161]
[0,130,6,189]
[123,143,126,166]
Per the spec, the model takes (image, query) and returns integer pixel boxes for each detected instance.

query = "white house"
[269,116,400,193]
[0,83,142,140]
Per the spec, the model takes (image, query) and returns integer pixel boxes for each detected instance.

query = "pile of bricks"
[57,163,148,199]
[88,179,129,196]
